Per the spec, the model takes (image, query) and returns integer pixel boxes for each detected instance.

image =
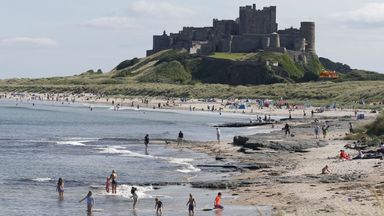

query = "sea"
[0,99,273,216]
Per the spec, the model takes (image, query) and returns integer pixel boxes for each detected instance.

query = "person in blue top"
[79,191,95,213]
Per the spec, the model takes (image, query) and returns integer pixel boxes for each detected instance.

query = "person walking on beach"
[322,125,329,139]
[216,128,221,144]
[284,123,290,136]
[131,186,138,209]
[105,176,110,193]
[186,193,196,215]
[349,122,353,133]
[314,125,320,139]
[177,131,184,147]
[144,134,149,149]
[110,170,117,194]
[79,191,95,213]
[56,178,64,199]
[214,192,223,209]
[154,197,163,215]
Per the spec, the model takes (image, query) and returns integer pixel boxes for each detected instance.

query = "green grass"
[209,52,247,60]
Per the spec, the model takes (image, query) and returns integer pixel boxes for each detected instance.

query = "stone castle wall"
[147,4,315,56]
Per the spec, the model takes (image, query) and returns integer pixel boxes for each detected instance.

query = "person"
[379,143,384,154]
[311,110,314,118]
[186,193,196,215]
[214,192,223,209]
[131,186,138,209]
[154,197,163,215]
[322,125,329,139]
[321,165,330,174]
[349,122,353,133]
[339,150,351,160]
[105,176,110,193]
[314,125,320,139]
[284,123,290,136]
[110,170,117,194]
[177,131,184,147]
[216,128,221,144]
[56,178,64,199]
[79,191,95,213]
[353,150,365,159]
[144,134,149,149]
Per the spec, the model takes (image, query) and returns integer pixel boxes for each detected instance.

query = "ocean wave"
[95,146,154,159]
[31,177,54,182]
[162,157,201,173]
[96,184,154,199]
[56,138,99,146]
[96,145,200,173]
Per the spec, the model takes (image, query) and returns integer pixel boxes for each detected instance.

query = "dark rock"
[233,136,249,146]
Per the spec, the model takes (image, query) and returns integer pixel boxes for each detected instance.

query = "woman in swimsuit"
[110,170,117,194]
[56,178,64,199]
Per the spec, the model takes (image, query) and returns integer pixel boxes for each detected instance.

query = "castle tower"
[239,5,278,35]
[270,33,280,48]
[300,22,315,53]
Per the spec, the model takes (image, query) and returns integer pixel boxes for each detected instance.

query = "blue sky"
[1,0,383,79]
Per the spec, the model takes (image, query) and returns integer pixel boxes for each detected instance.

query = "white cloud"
[130,0,195,18]
[333,3,384,26]
[84,16,135,29]
[0,37,59,48]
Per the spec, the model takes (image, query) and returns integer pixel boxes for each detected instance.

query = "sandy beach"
[2,92,384,215]
[176,113,384,216]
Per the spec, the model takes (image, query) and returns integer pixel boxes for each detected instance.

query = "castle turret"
[239,5,278,35]
[300,22,315,53]
[270,33,280,48]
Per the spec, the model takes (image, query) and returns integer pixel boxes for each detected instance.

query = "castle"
[147,4,315,56]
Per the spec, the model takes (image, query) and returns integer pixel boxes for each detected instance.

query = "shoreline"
[175,113,384,215]
[2,92,384,215]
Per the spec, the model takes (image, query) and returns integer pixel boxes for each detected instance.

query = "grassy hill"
[319,57,384,81]
[111,49,322,85]
[2,49,384,107]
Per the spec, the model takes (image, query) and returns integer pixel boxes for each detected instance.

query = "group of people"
[57,175,222,215]
[314,121,329,139]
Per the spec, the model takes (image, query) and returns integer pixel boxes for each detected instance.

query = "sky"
[1,0,384,79]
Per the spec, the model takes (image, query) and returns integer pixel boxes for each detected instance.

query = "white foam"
[32,177,53,182]
[99,184,154,199]
[96,146,154,159]
[56,138,99,146]
[166,157,201,173]
[96,146,200,173]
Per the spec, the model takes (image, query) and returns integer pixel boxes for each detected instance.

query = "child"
[79,191,95,213]
[131,187,138,209]
[105,176,110,193]
[154,197,163,215]
[214,192,223,209]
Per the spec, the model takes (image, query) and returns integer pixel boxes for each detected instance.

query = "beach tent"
[238,104,247,109]
[357,113,365,120]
